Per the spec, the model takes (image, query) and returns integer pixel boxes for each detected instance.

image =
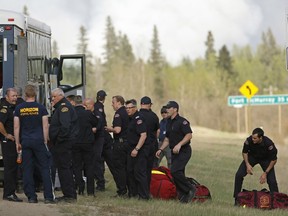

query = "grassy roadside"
[58,127,288,216]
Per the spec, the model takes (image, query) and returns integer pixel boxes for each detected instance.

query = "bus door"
[58,54,86,97]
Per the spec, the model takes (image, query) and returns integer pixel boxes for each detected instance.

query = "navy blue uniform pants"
[147,140,158,189]
[127,145,150,199]
[21,139,54,200]
[53,140,76,199]
[1,139,17,198]
[72,143,94,195]
[171,145,192,196]
[234,156,279,198]
[112,141,129,195]
[93,136,105,189]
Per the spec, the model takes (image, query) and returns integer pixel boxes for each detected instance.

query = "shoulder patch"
[244,139,249,145]
[99,108,103,112]
[137,120,143,125]
[183,120,188,125]
[115,113,120,118]
[0,108,7,113]
[268,145,274,150]
[61,107,69,112]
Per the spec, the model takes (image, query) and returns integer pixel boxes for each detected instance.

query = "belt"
[114,138,127,143]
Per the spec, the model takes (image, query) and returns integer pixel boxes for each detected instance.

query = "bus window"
[58,56,84,92]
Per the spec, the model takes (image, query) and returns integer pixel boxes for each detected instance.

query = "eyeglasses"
[125,106,136,110]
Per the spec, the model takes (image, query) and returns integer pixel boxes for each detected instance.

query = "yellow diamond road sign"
[239,80,259,99]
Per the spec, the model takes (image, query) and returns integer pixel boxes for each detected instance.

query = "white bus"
[0,9,86,183]
[0,9,86,110]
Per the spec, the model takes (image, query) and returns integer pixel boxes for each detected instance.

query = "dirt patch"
[0,188,64,216]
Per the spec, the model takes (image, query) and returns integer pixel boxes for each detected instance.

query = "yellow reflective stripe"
[151,170,165,175]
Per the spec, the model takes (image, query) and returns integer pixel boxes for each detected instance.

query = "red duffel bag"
[150,166,177,199]
[237,189,288,210]
[187,177,212,202]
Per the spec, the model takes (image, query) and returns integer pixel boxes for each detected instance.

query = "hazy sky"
[1,0,287,64]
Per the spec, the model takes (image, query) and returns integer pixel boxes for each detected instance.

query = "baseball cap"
[140,96,152,105]
[166,101,179,109]
[161,106,167,113]
[97,90,107,97]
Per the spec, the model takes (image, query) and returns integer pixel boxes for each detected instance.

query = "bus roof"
[0,9,51,36]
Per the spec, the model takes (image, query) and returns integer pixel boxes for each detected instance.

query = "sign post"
[239,80,259,134]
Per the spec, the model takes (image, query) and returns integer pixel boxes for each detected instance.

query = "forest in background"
[49,12,288,139]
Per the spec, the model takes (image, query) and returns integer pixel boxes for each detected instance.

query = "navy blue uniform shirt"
[112,106,129,140]
[94,101,107,126]
[0,100,15,137]
[242,135,277,161]
[166,114,192,149]
[49,97,79,143]
[127,111,147,147]
[14,101,48,141]
[139,108,159,144]
[74,105,98,144]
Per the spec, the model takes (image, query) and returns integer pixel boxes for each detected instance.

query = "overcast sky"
[1,0,287,64]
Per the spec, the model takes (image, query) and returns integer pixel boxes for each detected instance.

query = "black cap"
[166,101,179,109]
[141,96,152,105]
[97,90,107,97]
[161,106,167,113]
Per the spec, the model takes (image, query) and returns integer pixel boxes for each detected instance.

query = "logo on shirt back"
[20,107,39,116]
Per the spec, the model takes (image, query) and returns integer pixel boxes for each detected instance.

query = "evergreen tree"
[149,25,163,71]
[118,32,135,67]
[217,45,236,90]
[205,31,216,60]
[103,16,118,67]
[204,31,217,71]
[148,25,164,99]
[257,28,280,66]
[23,5,29,16]
[76,25,95,95]
[52,40,59,58]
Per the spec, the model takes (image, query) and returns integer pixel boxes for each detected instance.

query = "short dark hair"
[125,99,137,107]
[74,95,82,105]
[252,128,264,138]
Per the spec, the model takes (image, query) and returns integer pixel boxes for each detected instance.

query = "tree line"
[52,15,288,136]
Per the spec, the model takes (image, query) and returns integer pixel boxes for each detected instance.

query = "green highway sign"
[228,95,288,106]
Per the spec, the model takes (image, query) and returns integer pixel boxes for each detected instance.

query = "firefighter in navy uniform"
[139,96,159,188]
[125,99,150,199]
[105,95,129,197]
[233,127,279,205]
[49,88,79,202]
[156,101,196,203]
[0,88,23,202]
[72,96,98,196]
[94,90,115,191]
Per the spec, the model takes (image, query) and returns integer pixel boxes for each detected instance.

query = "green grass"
[57,127,288,215]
